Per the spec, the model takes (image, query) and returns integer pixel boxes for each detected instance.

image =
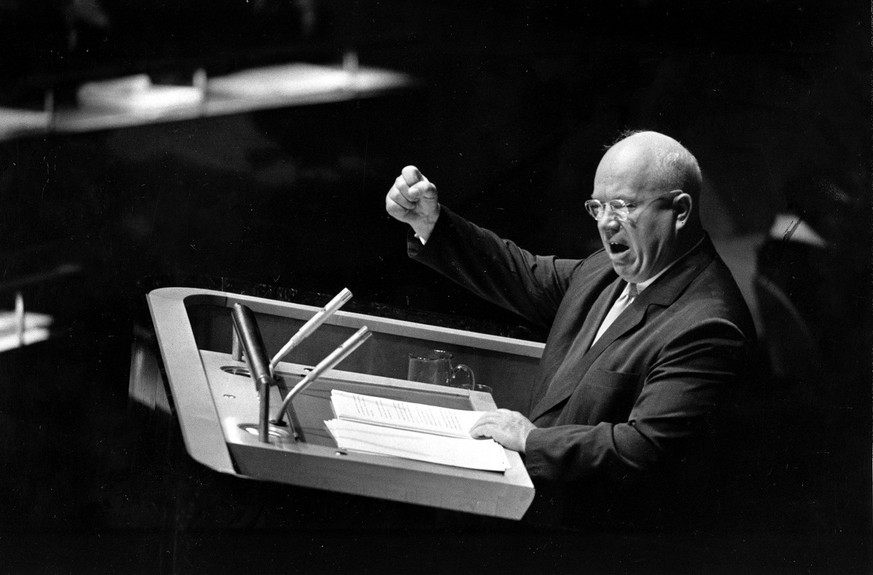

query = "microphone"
[273,326,372,431]
[231,303,274,443]
[270,288,353,372]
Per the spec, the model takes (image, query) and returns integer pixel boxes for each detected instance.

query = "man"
[385,131,755,525]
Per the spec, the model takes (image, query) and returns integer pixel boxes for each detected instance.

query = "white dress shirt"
[592,236,705,346]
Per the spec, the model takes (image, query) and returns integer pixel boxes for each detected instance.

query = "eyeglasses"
[584,191,680,222]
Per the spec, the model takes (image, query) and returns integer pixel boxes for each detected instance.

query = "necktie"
[591,282,637,346]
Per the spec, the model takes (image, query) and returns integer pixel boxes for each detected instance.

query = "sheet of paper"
[325,419,510,472]
[331,389,485,438]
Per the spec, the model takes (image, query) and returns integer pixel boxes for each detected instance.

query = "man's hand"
[469,409,536,453]
[385,165,440,242]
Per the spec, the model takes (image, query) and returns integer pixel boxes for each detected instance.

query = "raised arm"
[386,167,584,328]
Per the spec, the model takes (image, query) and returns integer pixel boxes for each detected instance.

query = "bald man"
[385,131,755,525]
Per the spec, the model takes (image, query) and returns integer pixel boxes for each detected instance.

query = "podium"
[146,287,543,520]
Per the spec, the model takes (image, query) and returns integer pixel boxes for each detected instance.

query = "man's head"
[588,130,703,283]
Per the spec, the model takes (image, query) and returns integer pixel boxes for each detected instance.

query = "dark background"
[0,1,869,573]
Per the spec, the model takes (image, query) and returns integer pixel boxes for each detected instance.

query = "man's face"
[591,146,681,284]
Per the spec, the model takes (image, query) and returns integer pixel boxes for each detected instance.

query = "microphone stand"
[230,290,368,443]
[273,326,372,438]
[270,288,352,372]
[231,303,274,443]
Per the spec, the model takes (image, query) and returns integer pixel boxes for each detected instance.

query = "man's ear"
[673,192,693,228]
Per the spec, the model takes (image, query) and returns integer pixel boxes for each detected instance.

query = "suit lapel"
[528,235,718,423]
[528,277,624,421]
[582,291,649,359]
[578,277,625,354]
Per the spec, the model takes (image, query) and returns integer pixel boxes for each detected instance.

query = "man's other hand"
[385,165,440,242]
[470,409,536,453]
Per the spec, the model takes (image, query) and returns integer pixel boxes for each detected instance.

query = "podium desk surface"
[147,287,540,520]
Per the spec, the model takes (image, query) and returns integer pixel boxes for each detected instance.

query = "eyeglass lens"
[587,201,627,220]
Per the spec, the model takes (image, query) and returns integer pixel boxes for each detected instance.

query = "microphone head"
[231,303,274,385]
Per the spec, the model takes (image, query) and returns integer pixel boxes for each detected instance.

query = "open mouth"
[608,242,630,254]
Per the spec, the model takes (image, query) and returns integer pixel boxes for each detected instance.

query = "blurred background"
[0,1,869,573]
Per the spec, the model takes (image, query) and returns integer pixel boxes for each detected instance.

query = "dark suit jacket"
[409,207,755,516]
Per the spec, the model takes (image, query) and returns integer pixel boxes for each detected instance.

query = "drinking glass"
[407,350,475,389]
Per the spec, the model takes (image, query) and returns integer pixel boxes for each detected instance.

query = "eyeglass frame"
[584,190,682,222]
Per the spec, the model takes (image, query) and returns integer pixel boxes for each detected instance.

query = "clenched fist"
[385,165,440,242]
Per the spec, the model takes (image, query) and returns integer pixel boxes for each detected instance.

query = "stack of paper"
[325,390,509,473]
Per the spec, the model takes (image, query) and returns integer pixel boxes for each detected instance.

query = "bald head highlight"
[608,131,702,203]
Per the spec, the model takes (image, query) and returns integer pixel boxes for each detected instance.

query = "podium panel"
[147,287,543,520]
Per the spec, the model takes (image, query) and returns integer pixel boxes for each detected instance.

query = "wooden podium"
[146,287,543,520]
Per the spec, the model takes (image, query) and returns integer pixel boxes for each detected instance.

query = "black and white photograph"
[0,1,869,573]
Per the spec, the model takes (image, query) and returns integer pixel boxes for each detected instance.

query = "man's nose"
[598,214,621,234]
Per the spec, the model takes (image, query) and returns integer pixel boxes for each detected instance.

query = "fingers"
[470,411,501,439]
[398,165,435,197]
[469,423,491,439]
[397,171,436,204]
[390,175,417,210]
[401,165,423,187]
[385,166,438,223]
[469,409,535,453]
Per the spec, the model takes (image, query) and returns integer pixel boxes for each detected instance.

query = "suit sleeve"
[408,207,582,328]
[524,316,750,484]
